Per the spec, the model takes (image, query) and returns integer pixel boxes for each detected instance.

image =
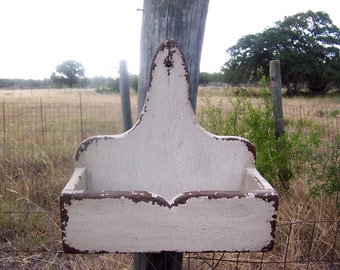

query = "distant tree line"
[0,59,222,92]
[0,60,140,91]
[0,78,51,89]
[93,74,139,93]
[198,72,225,85]
[0,76,140,92]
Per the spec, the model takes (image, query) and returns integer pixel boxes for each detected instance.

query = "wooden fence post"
[136,1,209,268]
[2,101,5,145]
[270,60,291,189]
[137,0,209,114]
[40,98,45,144]
[79,93,84,140]
[270,60,285,138]
[119,60,133,132]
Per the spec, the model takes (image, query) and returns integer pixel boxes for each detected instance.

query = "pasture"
[0,87,339,269]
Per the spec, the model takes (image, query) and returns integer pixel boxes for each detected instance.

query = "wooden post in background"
[79,93,84,140]
[119,60,133,132]
[135,0,209,269]
[2,101,5,157]
[270,60,291,189]
[270,60,285,138]
[39,98,45,144]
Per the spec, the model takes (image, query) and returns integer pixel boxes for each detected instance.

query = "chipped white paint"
[64,196,275,253]
[62,167,87,193]
[60,40,278,253]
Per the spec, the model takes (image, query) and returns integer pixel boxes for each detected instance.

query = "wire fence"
[0,211,339,269]
[1,98,339,154]
[0,97,339,269]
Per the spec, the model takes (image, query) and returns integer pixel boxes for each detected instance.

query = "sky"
[0,0,339,80]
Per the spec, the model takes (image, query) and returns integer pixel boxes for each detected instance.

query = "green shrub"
[199,77,324,190]
[308,135,340,205]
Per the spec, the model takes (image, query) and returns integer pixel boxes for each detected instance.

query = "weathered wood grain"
[138,0,209,113]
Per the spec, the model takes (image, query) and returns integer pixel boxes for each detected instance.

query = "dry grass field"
[0,87,339,269]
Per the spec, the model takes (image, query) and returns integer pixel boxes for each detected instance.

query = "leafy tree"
[51,60,85,88]
[222,11,340,94]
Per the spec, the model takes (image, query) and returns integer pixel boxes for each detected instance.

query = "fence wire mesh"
[0,212,339,269]
[0,96,339,269]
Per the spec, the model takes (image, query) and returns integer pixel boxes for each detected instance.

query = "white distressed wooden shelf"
[60,40,278,254]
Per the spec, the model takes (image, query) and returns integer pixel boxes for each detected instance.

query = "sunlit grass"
[0,87,339,269]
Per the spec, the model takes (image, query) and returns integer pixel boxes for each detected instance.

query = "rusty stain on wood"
[61,189,278,209]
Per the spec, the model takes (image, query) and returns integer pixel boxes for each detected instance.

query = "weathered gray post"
[270,60,290,188]
[270,60,285,138]
[136,1,209,268]
[119,60,133,132]
[138,0,209,114]
[2,101,5,155]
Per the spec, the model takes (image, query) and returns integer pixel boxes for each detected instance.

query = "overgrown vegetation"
[308,136,340,205]
[200,77,339,196]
